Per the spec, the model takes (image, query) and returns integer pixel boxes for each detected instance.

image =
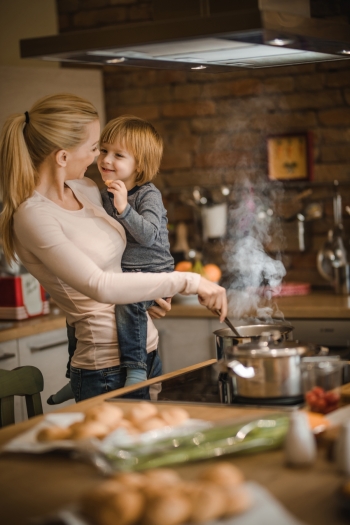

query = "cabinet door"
[153,318,216,373]
[0,339,23,423]
[18,328,75,414]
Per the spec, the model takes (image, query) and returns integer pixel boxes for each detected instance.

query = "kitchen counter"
[0,360,348,525]
[0,291,349,343]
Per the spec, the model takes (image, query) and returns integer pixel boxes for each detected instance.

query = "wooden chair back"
[0,366,44,427]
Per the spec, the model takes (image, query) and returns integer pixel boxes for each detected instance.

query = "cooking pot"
[218,335,328,399]
[214,323,294,360]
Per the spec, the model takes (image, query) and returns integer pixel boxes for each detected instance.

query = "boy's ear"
[55,149,68,167]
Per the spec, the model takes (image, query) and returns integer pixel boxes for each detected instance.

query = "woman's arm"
[14,204,227,319]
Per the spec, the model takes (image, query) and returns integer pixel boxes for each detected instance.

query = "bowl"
[301,357,344,414]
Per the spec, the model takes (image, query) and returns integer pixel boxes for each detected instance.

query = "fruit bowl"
[301,357,344,414]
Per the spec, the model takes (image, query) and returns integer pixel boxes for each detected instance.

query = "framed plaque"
[267,132,313,181]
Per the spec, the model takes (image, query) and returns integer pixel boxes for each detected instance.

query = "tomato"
[312,386,325,398]
[305,393,318,406]
[324,391,340,405]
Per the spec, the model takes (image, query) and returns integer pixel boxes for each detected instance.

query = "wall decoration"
[267,133,313,181]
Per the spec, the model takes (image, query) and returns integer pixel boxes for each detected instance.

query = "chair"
[0,366,44,427]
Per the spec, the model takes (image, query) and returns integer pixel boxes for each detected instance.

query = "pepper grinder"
[284,411,316,467]
[335,422,350,476]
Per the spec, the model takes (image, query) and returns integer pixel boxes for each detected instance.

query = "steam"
[223,177,286,321]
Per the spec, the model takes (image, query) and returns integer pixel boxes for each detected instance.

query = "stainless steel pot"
[214,323,294,360]
[218,336,328,399]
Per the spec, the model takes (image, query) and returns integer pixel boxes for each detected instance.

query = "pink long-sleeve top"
[13,178,200,370]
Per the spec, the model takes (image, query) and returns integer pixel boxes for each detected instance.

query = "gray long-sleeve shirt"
[101,183,174,272]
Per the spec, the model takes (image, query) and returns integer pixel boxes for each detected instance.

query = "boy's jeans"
[115,299,155,372]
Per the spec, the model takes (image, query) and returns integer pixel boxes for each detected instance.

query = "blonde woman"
[0,93,227,401]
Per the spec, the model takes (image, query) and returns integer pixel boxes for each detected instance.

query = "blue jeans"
[70,349,162,402]
[115,299,155,372]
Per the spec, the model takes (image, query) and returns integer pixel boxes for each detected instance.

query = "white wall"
[0,0,58,68]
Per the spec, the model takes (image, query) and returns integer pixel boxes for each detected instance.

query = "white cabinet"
[153,318,220,373]
[0,339,23,422]
[18,328,75,415]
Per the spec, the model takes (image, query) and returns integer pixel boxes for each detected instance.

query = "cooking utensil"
[214,310,242,338]
[219,335,329,399]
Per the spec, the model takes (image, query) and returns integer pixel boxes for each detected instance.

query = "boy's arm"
[106,187,164,247]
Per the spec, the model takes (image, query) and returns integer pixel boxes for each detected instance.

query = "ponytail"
[0,93,99,262]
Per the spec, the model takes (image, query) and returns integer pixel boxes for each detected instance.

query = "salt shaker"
[284,411,316,467]
[335,422,350,475]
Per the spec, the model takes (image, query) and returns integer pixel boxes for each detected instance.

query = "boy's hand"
[148,297,172,319]
[107,180,128,214]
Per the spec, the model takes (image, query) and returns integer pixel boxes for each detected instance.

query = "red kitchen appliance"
[0,274,49,320]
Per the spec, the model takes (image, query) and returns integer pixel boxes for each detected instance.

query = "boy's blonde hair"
[100,115,163,185]
[0,93,99,262]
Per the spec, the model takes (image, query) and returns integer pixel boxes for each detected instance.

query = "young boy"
[47,115,173,404]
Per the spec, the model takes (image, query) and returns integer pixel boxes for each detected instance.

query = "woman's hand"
[148,297,172,319]
[197,277,227,322]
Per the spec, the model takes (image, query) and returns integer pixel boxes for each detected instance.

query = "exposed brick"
[73,7,127,28]
[313,163,350,182]
[216,97,276,116]
[58,14,71,31]
[262,76,295,94]
[278,91,343,110]
[109,0,139,4]
[295,73,325,92]
[129,3,153,20]
[173,84,203,101]
[162,101,216,118]
[325,70,350,87]
[318,127,350,143]
[345,90,350,105]
[161,151,192,170]
[57,0,80,13]
[107,104,160,120]
[144,85,173,103]
[83,0,110,8]
[194,151,252,169]
[162,169,224,188]
[321,145,350,162]
[249,111,318,131]
[318,108,350,126]
[201,78,262,98]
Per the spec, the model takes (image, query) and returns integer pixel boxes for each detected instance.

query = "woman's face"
[65,120,101,180]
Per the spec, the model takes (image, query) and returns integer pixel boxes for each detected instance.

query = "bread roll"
[113,472,146,489]
[127,402,158,425]
[199,462,244,487]
[82,482,144,525]
[188,481,227,523]
[84,403,123,430]
[142,492,192,525]
[160,407,189,427]
[137,417,166,433]
[104,180,113,187]
[221,483,253,516]
[143,468,181,486]
[69,421,110,440]
[36,426,72,442]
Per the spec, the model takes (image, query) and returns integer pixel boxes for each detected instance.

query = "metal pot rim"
[213,323,294,338]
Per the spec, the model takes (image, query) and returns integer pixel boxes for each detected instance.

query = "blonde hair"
[100,115,163,185]
[0,93,99,262]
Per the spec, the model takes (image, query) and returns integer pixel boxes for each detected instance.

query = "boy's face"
[97,138,138,189]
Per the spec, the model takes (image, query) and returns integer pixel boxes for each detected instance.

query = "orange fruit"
[175,261,192,272]
[203,264,222,282]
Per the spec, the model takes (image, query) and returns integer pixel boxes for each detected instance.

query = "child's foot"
[46,395,56,405]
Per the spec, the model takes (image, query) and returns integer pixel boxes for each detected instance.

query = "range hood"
[20,0,350,70]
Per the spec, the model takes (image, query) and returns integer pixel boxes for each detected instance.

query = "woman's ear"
[55,149,67,167]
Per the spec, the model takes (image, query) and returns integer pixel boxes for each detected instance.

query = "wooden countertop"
[0,360,348,525]
[0,291,349,343]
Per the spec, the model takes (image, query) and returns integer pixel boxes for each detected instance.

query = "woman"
[0,93,227,401]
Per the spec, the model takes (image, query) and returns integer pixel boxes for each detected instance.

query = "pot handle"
[227,359,255,379]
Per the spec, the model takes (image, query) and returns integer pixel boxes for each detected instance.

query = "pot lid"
[214,323,294,338]
[234,339,315,358]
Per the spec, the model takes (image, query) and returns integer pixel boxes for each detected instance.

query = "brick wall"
[57,0,350,288]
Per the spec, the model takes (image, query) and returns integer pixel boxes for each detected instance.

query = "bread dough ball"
[222,484,253,516]
[84,403,123,430]
[144,469,182,486]
[160,407,189,427]
[117,419,139,435]
[127,402,158,425]
[36,426,72,442]
[199,462,244,487]
[81,482,145,525]
[142,492,192,525]
[113,472,146,489]
[137,417,166,433]
[189,481,227,523]
[69,421,110,440]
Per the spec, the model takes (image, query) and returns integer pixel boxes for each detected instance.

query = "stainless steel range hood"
[20,0,350,70]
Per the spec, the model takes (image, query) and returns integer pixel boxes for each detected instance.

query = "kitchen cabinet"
[0,339,23,422]
[153,318,222,373]
[18,328,75,416]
